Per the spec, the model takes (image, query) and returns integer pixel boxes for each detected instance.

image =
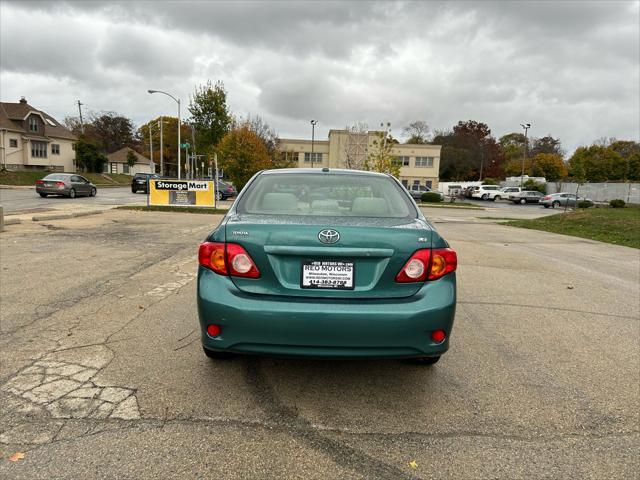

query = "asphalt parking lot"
[0,207,638,479]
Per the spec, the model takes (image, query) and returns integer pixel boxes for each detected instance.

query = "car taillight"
[198,242,260,278]
[542,196,551,200]
[428,248,457,280]
[396,248,457,283]
[36,180,44,185]
[56,181,65,187]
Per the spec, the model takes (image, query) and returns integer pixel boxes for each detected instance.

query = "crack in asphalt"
[458,300,638,320]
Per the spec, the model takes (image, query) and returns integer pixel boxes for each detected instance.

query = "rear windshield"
[43,174,66,180]
[237,172,416,218]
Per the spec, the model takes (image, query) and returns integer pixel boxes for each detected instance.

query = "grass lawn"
[0,170,131,186]
[117,205,227,215]
[505,206,640,249]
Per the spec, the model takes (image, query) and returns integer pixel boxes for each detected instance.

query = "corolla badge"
[318,229,340,244]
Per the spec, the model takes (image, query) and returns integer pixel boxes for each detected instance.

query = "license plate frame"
[301,260,355,290]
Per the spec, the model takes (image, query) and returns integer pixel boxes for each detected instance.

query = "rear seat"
[310,199,340,214]
[351,197,388,216]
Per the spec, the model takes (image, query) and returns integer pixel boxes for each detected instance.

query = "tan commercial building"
[0,97,77,172]
[279,129,441,189]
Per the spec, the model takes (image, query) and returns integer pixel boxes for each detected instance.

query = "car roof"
[260,168,389,178]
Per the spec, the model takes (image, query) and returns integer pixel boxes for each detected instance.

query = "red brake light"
[542,196,551,200]
[396,248,457,283]
[36,180,44,185]
[55,181,65,187]
[198,242,260,278]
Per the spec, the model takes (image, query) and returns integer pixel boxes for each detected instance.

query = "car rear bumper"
[36,186,68,195]
[197,267,456,358]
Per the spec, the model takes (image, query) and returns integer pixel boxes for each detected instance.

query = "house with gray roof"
[0,97,77,172]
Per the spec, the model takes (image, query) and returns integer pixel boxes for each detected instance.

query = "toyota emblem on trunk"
[318,229,340,244]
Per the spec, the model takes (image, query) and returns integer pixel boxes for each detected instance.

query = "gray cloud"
[1,0,638,152]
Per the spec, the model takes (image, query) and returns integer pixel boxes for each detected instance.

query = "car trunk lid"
[224,214,433,299]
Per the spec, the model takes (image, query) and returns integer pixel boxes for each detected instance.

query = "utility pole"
[158,117,164,176]
[190,124,197,179]
[520,123,531,187]
[310,120,317,167]
[77,100,85,134]
[149,124,153,173]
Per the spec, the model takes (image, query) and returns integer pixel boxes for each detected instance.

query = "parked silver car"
[406,184,444,200]
[509,190,544,204]
[539,192,589,208]
[36,173,97,198]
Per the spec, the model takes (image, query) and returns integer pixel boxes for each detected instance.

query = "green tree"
[569,145,621,182]
[89,112,139,153]
[189,80,233,152]
[530,136,563,157]
[531,153,567,181]
[138,117,190,177]
[216,124,272,189]
[610,140,640,181]
[74,138,107,173]
[126,150,137,169]
[366,131,400,177]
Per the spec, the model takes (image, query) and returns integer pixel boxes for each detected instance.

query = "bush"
[610,199,626,208]
[421,192,443,203]
[522,179,546,193]
[577,200,593,208]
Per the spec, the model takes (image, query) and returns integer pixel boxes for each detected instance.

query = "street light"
[520,123,531,187]
[148,89,181,179]
[310,120,318,167]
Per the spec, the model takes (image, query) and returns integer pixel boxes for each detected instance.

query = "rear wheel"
[520,198,527,204]
[407,356,441,366]
[39,193,47,198]
[68,188,76,199]
[493,195,501,201]
[552,201,560,208]
[131,188,137,193]
[203,347,236,360]
[90,187,97,197]
[481,194,488,200]
[216,191,223,201]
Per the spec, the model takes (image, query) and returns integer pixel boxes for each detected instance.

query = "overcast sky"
[1,0,638,153]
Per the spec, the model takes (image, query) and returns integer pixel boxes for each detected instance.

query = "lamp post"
[148,89,181,179]
[310,120,317,167]
[520,123,531,187]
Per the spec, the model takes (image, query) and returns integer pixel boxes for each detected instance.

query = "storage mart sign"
[149,179,214,207]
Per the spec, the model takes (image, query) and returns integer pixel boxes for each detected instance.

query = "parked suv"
[486,186,521,201]
[131,173,161,193]
[471,185,501,200]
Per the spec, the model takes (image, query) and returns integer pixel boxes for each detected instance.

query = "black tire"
[406,356,441,366]
[544,205,550,208]
[481,194,488,200]
[203,347,236,360]
[131,188,137,194]
[552,201,560,208]
[216,191,223,201]
[520,198,527,204]
[493,195,501,201]
[39,193,47,198]
[68,188,76,199]
[90,187,97,197]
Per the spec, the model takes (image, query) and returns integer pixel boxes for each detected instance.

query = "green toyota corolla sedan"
[197,168,457,364]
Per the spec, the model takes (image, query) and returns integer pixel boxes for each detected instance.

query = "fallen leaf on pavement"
[138,305,144,309]
[8,452,25,462]
[408,460,418,469]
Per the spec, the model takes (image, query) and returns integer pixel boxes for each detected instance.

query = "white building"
[106,147,154,175]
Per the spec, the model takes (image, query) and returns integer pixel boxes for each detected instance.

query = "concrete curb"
[0,185,34,190]
[32,210,104,222]
[5,218,22,225]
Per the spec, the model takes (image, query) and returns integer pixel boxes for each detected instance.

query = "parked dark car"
[131,173,161,193]
[509,191,544,204]
[36,173,97,198]
[216,180,237,200]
